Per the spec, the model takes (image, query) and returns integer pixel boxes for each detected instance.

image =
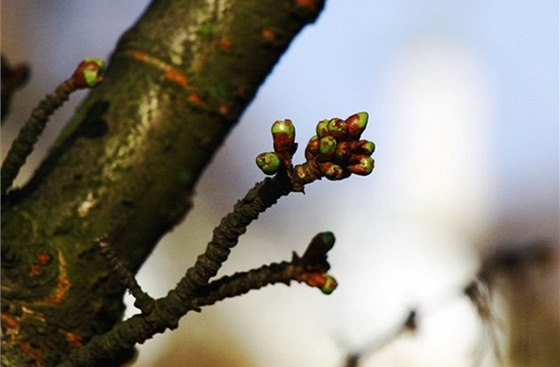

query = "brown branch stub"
[1,54,30,121]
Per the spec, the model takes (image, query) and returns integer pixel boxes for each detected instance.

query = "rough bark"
[1,0,325,365]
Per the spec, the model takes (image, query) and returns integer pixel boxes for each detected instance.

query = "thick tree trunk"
[1,1,325,365]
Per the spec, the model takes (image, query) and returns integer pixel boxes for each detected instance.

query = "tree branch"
[1,58,105,196]
[59,232,337,366]
[1,1,326,365]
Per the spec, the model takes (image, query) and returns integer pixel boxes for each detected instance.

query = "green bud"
[346,112,368,139]
[327,118,348,140]
[350,140,375,156]
[272,119,296,155]
[357,140,375,155]
[348,156,374,176]
[82,57,105,88]
[316,119,329,138]
[271,119,295,139]
[319,136,337,156]
[318,232,335,251]
[319,162,345,180]
[320,275,337,295]
[256,152,281,175]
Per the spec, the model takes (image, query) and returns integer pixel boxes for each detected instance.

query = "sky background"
[2,1,558,366]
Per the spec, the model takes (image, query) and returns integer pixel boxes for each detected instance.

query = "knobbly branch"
[95,237,155,315]
[60,232,338,367]
[60,114,375,366]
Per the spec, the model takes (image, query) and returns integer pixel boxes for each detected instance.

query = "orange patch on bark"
[295,0,317,10]
[261,27,276,42]
[187,92,205,107]
[37,252,52,265]
[1,312,19,329]
[125,50,189,88]
[66,332,84,348]
[217,38,233,51]
[163,69,189,86]
[127,50,151,63]
[218,104,231,116]
[30,265,43,276]
[20,341,47,364]
[47,276,71,304]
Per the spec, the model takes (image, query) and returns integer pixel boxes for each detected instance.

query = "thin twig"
[193,237,335,308]
[1,78,76,195]
[344,309,417,367]
[95,237,155,314]
[172,164,321,303]
[1,58,104,196]
[58,231,335,367]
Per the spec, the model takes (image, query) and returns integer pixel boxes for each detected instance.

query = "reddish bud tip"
[334,141,352,161]
[305,136,320,161]
[346,112,369,139]
[348,156,375,176]
[354,140,375,155]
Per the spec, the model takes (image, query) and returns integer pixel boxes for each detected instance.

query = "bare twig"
[95,237,155,314]
[59,231,337,367]
[344,309,418,367]
[1,58,104,196]
[193,231,337,307]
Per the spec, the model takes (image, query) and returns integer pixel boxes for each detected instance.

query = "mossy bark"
[1,0,325,365]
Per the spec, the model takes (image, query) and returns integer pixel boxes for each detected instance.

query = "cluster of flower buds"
[256,119,298,175]
[72,57,105,89]
[305,112,375,180]
[256,112,375,181]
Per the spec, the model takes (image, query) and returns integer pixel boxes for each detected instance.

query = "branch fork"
[63,112,375,366]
